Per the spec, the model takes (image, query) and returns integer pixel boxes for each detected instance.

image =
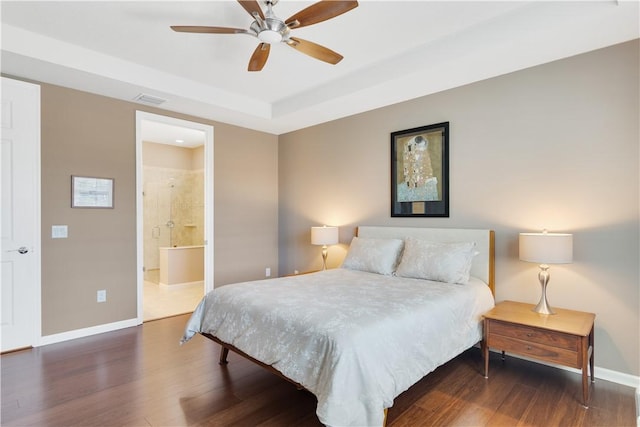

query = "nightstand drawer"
[487,334,581,368]
[489,320,579,351]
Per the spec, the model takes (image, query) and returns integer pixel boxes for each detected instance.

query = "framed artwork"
[71,175,114,208]
[391,122,449,217]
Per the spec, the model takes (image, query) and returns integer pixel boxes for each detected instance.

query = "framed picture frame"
[391,122,449,217]
[71,175,114,209]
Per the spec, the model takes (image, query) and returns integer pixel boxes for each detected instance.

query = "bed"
[181,226,495,426]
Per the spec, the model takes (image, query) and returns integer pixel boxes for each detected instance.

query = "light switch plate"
[52,225,68,239]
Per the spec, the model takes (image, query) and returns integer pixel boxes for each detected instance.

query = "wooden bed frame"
[201,226,495,425]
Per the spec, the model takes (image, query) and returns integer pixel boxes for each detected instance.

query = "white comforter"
[181,268,494,427]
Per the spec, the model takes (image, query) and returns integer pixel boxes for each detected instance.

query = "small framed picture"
[391,122,449,217]
[71,175,114,209]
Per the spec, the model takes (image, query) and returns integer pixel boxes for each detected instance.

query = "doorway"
[135,112,213,322]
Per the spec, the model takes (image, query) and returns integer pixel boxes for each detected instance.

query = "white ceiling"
[1,1,638,135]
[141,120,206,147]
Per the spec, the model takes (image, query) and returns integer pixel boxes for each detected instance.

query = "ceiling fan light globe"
[258,30,282,44]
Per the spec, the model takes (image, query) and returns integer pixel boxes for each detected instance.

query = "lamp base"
[532,264,555,315]
[321,245,328,270]
[533,297,555,315]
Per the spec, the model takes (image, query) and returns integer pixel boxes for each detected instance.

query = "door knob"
[7,246,29,254]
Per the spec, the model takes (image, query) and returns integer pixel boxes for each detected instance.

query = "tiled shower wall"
[143,166,204,272]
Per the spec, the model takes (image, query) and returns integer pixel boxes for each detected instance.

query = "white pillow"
[395,238,477,284]
[341,237,404,275]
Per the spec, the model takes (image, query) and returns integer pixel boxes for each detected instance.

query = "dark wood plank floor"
[2,314,636,426]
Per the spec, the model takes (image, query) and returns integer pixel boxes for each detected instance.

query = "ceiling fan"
[171,0,358,72]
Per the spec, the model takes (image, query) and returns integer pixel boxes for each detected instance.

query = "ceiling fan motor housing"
[255,18,287,43]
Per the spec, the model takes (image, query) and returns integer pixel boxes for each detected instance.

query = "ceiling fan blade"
[237,0,265,20]
[248,43,270,72]
[287,37,343,65]
[285,1,358,29]
[171,26,248,34]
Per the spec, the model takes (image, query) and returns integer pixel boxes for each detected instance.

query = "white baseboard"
[596,365,640,389]
[636,387,639,426]
[37,318,141,347]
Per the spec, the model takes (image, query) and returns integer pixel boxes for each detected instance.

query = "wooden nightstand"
[483,300,595,407]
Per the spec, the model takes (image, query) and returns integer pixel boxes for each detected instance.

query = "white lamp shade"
[311,226,339,246]
[519,232,573,264]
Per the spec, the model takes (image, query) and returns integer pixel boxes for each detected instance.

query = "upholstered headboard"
[357,226,495,295]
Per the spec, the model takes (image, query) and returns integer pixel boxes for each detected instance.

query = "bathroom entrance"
[136,112,214,322]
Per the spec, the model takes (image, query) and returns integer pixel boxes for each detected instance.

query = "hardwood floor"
[2,314,636,426]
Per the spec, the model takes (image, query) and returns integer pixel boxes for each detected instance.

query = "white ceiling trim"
[273,1,640,133]
[1,1,638,135]
[2,24,271,118]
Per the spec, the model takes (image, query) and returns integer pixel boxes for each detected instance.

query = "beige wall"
[278,40,639,376]
[142,141,197,170]
[192,145,204,171]
[40,83,278,335]
[213,124,280,286]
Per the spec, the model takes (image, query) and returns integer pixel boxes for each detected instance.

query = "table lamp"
[519,230,573,315]
[311,226,339,270]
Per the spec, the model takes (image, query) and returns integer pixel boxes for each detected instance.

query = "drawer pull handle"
[526,333,533,337]
[526,346,532,350]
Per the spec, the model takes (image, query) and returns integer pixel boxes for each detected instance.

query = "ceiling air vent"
[133,93,167,106]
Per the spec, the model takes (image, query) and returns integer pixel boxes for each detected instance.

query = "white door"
[1,77,41,352]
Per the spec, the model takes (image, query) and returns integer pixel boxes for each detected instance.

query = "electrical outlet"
[265,267,271,277]
[97,290,106,303]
